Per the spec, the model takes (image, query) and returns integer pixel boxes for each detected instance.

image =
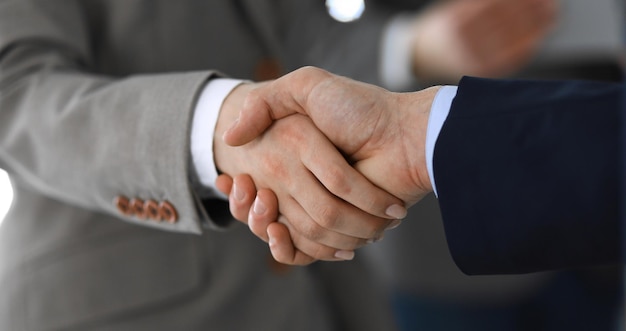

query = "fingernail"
[387,219,402,230]
[374,233,384,243]
[233,183,245,201]
[386,204,407,219]
[366,238,375,244]
[222,118,239,141]
[334,250,355,260]
[253,197,266,214]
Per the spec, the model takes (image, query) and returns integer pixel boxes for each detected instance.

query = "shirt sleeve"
[425,85,458,197]
[190,78,245,200]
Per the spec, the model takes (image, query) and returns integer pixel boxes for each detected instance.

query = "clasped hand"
[214,67,439,265]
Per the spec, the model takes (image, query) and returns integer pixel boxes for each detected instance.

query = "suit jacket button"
[114,196,133,216]
[159,201,178,223]
[130,198,147,219]
[144,199,161,221]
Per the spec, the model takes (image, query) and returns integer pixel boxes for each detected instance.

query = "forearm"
[436,77,622,274]
[0,42,215,234]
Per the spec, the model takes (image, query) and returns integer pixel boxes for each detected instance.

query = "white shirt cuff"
[425,85,457,197]
[191,78,245,199]
[380,14,418,91]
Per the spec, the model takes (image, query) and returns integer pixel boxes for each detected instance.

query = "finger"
[455,1,521,63]
[264,118,403,239]
[215,174,233,196]
[487,0,555,49]
[281,216,356,262]
[268,217,355,265]
[267,221,316,266]
[291,159,398,240]
[486,1,557,72]
[278,192,371,250]
[303,136,407,220]
[293,169,397,240]
[227,174,257,224]
[489,29,548,74]
[247,189,279,243]
[465,0,554,54]
[223,67,334,146]
[455,0,530,49]
[242,116,394,246]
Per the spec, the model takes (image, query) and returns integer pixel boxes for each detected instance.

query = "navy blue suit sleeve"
[433,77,622,275]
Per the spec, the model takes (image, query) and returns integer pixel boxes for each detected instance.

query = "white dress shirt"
[190,78,244,200]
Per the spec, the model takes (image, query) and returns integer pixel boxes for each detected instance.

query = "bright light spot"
[326,0,365,23]
[0,169,12,225]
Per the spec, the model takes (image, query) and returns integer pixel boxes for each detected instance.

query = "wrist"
[191,78,246,191]
[213,82,263,175]
[396,85,441,194]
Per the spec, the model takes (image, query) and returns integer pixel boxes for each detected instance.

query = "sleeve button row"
[114,196,178,223]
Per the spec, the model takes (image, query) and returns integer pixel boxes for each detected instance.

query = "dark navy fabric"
[434,77,622,274]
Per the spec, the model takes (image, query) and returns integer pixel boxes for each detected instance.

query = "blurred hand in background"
[409,0,558,83]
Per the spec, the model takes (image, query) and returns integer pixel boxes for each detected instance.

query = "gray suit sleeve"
[0,0,226,233]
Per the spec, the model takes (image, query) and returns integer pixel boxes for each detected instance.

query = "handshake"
[212,66,441,265]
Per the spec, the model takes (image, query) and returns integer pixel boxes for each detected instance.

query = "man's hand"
[410,0,557,83]
[224,67,438,206]
[222,67,440,264]
[213,82,407,265]
[215,173,353,265]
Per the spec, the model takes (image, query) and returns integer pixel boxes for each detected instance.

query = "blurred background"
[0,170,11,225]
[0,0,622,330]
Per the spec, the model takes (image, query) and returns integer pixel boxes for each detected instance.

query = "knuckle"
[280,120,308,142]
[358,193,380,216]
[298,66,321,77]
[307,66,331,79]
[244,88,262,106]
[314,204,341,230]
[300,221,325,242]
[258,155,290,184]
[322,166,352,196]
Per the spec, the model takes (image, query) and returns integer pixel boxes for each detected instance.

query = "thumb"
[221,91,274,146]
[222,66,334,146]
[221,84,301,146]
